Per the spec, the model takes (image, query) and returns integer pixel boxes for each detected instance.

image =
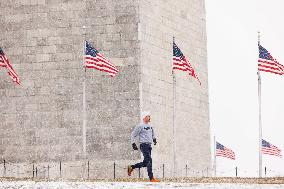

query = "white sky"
[206,0,284,177]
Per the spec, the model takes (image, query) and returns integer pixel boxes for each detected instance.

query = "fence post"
[3,160,6,177]
[265,166,267,177]
[162,164,165,178]
[113,162,116,179]
[138,168,141,178]
[32,164,35,178]
[47,165,50,179]
[185,164,188,177]
[207,167,209,177]
[87,161,90,179]
[36,167,38,178]
[16,164,19,178]
[235,167,238,177]
[59,161,62,178]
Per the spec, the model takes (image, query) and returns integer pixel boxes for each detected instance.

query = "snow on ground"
[0,181,284,189]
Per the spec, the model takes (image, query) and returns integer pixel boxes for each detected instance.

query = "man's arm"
[131,125,141,144]
[152,127,157,145]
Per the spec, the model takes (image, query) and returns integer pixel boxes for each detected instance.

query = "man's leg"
[132,144,150,169]
[129,144,154,179]
[128,144,149,176]
[146,146,153,180]
[133,144,153,179]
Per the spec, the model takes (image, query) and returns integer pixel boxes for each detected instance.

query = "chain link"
[1,161,283,178]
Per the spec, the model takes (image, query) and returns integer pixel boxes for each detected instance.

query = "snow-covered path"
[0,181,284,189]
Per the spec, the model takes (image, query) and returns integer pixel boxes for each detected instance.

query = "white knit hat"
[141,111,150,120]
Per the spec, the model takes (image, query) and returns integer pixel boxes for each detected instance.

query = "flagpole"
[257,31,262,178]
[139,82,143,120]
[83,26,87,158]
[213,135,216,177]
[172,36,176,177]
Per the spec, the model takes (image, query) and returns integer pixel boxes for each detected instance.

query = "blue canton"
[259,45,273,61]
[262,139,271,147]
[216,142,224,150]
[0,48,4,55]
[85,41,99,57]
[173,42,184,58]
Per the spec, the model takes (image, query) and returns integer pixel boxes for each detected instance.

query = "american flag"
[172,42,201,85]
[216,142,235,160]
[84,41,119,77]
[0,47,20,85]
[258,44,284,75]
[262,139,282,158]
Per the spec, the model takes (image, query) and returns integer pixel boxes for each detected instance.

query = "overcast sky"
[206,0,284,177]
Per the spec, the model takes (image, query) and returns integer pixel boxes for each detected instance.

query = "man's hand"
[132,143,138,150]
[153,138,157,145]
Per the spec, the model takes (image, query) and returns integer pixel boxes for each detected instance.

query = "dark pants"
[132,143,153,179]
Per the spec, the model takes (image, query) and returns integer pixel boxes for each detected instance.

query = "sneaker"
[127,165,133,176]
[150,178,160,182]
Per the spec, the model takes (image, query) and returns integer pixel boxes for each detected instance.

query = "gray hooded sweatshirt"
[131,123,156,144]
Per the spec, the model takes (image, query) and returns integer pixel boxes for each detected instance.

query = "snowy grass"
[0,181,284,189]
[0,178,284,188]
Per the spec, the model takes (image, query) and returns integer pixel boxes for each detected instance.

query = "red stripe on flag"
[258,58,284,75]
[172,54,201,85]
[85,57,119,73]
[216,149,236,160]
[0,54,20,85]
[84,42,119,77]
[258,68,283,75]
